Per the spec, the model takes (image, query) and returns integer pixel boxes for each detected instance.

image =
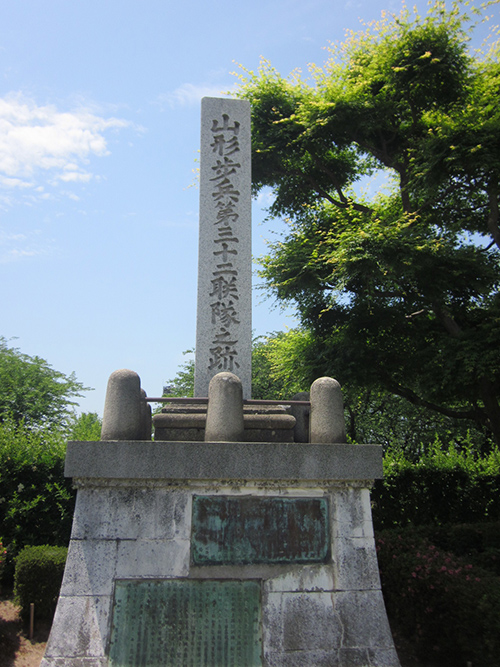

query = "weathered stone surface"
[333,536,382,591]
[153,412,207,428]
[66,441,384,481]
[243,412,296,442]
[338,647,401,666]
[335,590,396,649]
[59,540,118,596]
[332,486,375,539]
[100,369,143,441]
[264,565,335,593]
[115,538,190,578]
[243,413,296,430]
[70,487,190,541]
[264,650,340,666]
[43,595,111,659]
[281,593,343,652]
[195,97,252,399]
[152,410,206,441]
[154,425,205,441]
[205,371,245,441]
[310,377,346,444]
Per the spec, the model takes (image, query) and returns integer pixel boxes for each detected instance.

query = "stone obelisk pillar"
[194,97,252,399]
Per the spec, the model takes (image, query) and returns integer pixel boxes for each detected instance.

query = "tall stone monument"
[194,97,252,399]
[41,97,401,667]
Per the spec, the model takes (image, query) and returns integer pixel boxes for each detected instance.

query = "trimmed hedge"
[372,443,500,529]
[14,545,67,623]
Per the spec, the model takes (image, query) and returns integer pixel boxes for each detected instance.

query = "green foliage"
[14,545,67,623]
[372,441,500,528]
[0,337,89,429]
[344,386,492,453]
[163,350,195,397]
[377,526,500,665]
[236,1,500,444]
[67,411,102,441]
[251,330,315,399]
[0,538,6,584]
[0,419,75,584]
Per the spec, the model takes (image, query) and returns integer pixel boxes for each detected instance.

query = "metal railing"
[145,397,310,406]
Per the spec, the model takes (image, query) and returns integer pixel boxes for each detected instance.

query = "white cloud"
[157,83,236,109]
[0,227,53,263]
[0,175,33,189]
[0,92,129,194]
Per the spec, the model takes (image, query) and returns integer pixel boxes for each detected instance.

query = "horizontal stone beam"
[65,442,383,481]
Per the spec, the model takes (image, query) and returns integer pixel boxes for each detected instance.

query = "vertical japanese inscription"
[195,98,252,398]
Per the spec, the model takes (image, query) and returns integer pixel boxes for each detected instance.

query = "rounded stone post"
[309,377,346,444]
[205,372,244,442]
[101,369,143,441]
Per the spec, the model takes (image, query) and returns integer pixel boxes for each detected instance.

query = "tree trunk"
[479,376,500,446]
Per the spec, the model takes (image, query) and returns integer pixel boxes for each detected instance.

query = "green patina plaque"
[192,496,330,565]
[109,579,262,667]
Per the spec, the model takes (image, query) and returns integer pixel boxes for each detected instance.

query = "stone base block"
[43,465,398,665]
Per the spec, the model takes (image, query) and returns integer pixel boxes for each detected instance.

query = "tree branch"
[304,172,373,214]
[432,303,462,338]
[385,380,483,423]
[487,177,500,251]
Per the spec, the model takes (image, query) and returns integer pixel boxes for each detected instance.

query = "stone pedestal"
[41,441,400,666]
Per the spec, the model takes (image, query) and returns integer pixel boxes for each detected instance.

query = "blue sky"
[1,0,495,415]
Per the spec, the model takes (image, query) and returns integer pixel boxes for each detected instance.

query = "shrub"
[372,441,500,529]
[0,538,6,585]
[0,419,76,585]
[377,527,500,665]
[14,545,67,623]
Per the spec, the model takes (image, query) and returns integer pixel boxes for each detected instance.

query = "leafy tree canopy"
[235,1,500,444]
[0,337,89,430]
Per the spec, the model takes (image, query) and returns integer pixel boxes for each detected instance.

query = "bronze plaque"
[192,496,330,565]
[109,579,262,666]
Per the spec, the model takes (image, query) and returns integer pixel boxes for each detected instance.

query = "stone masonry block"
[264,565,335,593]
[71,487,190,541]
[332,486,375,539]
[60,540,117,597]
[335,590,395,650]
[262,590,284,654]
[71,487,138,540]
[281,592,342,652]
[333,537,381,591]
[115,538,190,578]
[134,489,191,540]
[264,650,340,667]
[338,647,401,666]
[43,595,111,659]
